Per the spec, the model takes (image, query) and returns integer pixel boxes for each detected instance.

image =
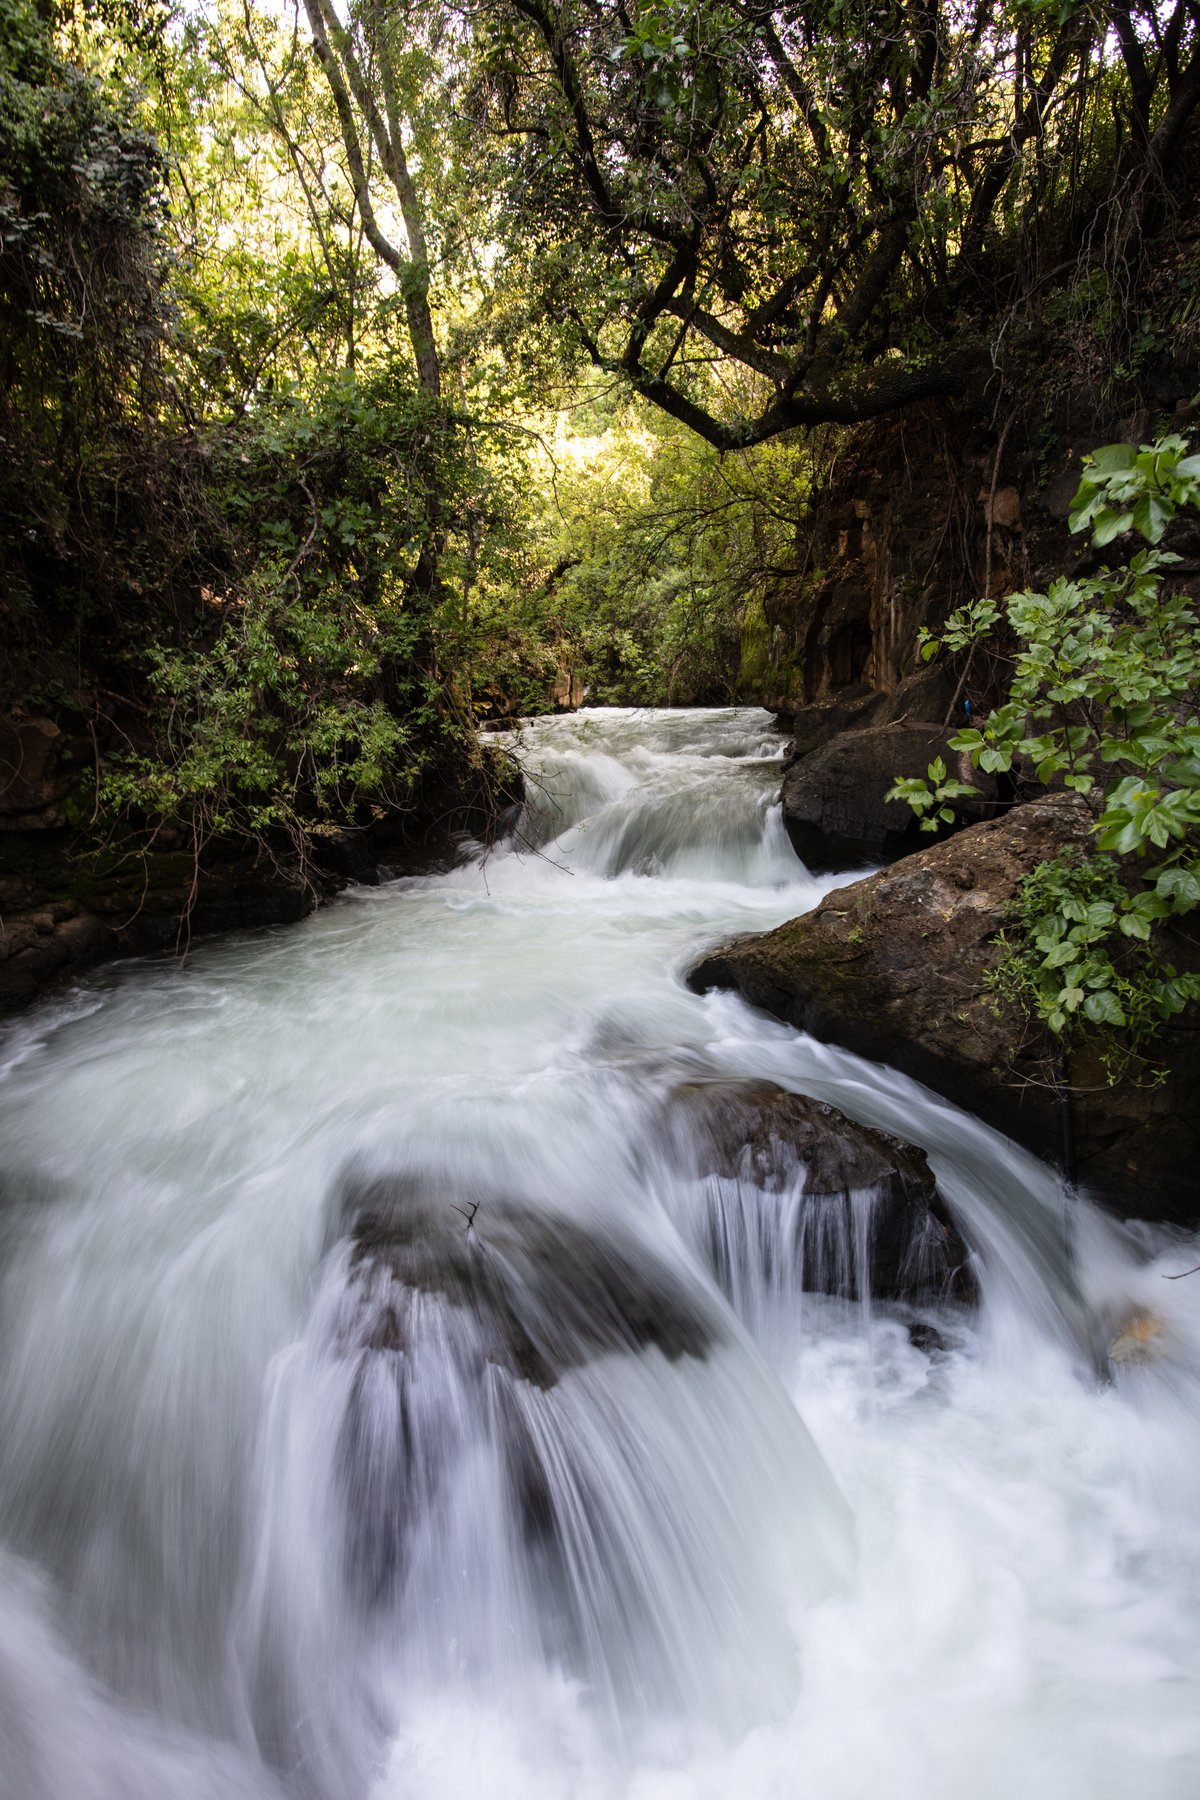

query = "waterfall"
[0,706,1198,1800]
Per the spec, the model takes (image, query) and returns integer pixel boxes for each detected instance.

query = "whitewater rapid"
[0,706,1198,1800]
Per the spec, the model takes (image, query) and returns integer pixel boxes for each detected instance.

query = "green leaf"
[1098,818,1144,855]
[1092,508,1134,546]
[1084,990,1126,1026]
[1087,444,1139,475]
[1155,867,1200,907]
[1043,942,1080,967]
[1131,493,1170,543]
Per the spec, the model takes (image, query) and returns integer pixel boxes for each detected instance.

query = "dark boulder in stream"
[328,1174,718,1604]
[666,1079,975,1303]
[342,1176,714,1386]
[688,798,1200,1226]
[780,719,998,872]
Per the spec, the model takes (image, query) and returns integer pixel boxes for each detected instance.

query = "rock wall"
[742,389,1200,724]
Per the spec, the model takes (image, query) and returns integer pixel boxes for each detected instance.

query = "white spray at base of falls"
[0,705,1198,1800]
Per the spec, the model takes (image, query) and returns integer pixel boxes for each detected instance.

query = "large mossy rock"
[688,798,1200,1225]
[666,1078,975,1302]
[780,720,996,871]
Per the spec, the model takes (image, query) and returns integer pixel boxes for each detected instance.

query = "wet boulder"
[687,797,1200,1226]
[665,1079,975,1303]
[339,1174,715,1388]
[327,1174,717,1604]
[781,720,997,872]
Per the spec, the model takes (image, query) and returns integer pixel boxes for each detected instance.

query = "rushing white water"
[1,705,1199,1800]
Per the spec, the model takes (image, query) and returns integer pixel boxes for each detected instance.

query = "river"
[0,706,1198,1800]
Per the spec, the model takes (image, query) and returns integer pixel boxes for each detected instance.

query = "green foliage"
[473,0,1200,449]
[0,0,170,632]
[1067,436,1200,547]
[896,434,1200,1071]
[8,0,1200,920]
[985,854,1200,1080]
[104,584,425,839]
[0,0,527,872]
[490,400,815,709]
[101,369,471,844]
[888,756,979,830]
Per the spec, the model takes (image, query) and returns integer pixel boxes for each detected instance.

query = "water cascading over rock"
[0,707,1197,1800]
[661,1080,976,1322]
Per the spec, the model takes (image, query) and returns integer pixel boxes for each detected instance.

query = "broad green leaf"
[1092,508,1134,546]
[1084,990,1126,1026]
[1087,444,1139,475]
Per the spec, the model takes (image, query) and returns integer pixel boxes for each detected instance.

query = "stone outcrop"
[0,726,522,1015]
[0,845,316,1013]
[780,718,997,871]
[780,660,958,763]
[665,1078,975,1302]
[688,798,1200,1225]
[0,717,79,829]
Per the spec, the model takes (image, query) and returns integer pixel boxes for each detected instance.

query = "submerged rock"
[687,798,1200,1226]
[327,1174,718,1605]
[1108,1309,1169,1366]
[341,1174,715,1388]
[908,1321,946,1355]
[665,1079,975,1303]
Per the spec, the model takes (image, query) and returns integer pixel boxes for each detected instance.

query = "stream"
[1,705,1199,1800]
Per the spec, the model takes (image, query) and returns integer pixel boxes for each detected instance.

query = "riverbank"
[0,734,521,1013]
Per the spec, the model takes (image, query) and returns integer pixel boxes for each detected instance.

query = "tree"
[466,0,1200,449]
[0,0,171,656]
[299,0,441,397]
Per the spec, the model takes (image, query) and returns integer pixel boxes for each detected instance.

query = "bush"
[891,435,1200,1073]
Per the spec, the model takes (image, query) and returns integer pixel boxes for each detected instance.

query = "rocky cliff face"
[741,391,1200,725]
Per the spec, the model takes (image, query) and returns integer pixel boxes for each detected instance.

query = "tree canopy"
[466,0,1200,445]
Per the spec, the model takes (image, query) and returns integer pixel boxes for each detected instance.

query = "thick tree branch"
[664,300,794,384]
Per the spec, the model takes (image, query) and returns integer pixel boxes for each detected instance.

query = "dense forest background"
[1,0,1198,982]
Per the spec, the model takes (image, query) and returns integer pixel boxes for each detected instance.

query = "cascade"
[0,708,1197,1800]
